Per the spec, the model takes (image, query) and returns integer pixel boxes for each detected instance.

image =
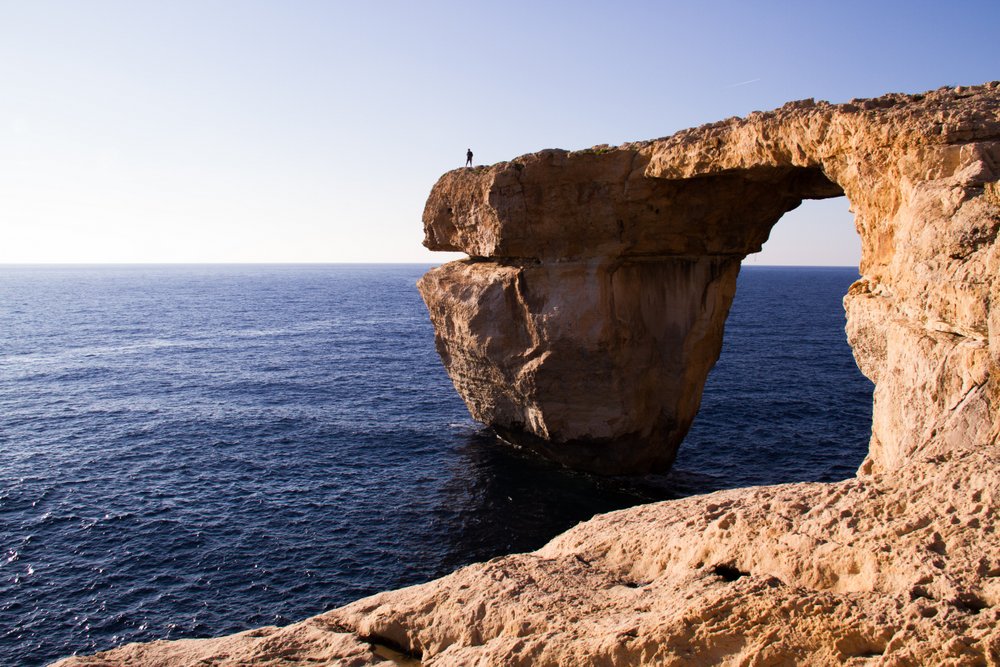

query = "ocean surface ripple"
[0,264,872,666]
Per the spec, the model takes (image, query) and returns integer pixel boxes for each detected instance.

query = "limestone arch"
[419,85,1000,475]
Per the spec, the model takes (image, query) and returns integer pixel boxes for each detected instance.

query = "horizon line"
[0,261,862,268]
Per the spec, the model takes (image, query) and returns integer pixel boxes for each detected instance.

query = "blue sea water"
[0,264,872,666]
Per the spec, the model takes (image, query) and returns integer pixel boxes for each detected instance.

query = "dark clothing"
[465,150,473,167]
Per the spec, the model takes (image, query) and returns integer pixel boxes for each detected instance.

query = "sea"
[0,264,873,666]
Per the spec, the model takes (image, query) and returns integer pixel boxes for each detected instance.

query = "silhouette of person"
[466,149,473,167]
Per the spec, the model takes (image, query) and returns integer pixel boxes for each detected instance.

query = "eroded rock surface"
[420,83,1000,474]
[419,256,740,472]
[53,443,1000,666]
[53,84,1000,665]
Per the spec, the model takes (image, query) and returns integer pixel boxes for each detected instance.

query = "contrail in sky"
[725,78,761,88]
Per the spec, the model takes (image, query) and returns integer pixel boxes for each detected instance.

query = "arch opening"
[674,197,873,489]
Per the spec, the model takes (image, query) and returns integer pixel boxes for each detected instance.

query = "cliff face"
[419,84,1000,475]
[53,84,1000,666]
[418,256,740,472]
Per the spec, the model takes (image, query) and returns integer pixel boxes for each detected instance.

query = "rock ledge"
[53,83,1000,666]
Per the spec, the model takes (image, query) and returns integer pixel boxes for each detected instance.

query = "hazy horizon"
[0,261,863,267]
[2,1,996,265]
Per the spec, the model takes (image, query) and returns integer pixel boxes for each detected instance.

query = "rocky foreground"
[55,83,1000,665]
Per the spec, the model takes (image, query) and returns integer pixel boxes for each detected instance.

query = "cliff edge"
[54,83,1000,665]
[419,83,1000,475]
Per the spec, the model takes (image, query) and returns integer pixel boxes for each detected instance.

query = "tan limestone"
[421,83,1000,475]
[52,82,1000,666]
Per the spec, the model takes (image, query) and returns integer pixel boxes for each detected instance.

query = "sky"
[1,1,997,265]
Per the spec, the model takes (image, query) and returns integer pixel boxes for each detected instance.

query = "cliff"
[418,83,1000,475]
[54,83,1000,665]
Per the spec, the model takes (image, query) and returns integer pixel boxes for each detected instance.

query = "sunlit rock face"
[54,84,1000,667]
[419,84,1000,475]
[418,256,741,473]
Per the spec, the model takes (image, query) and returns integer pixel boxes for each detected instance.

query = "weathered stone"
[52,83,1000,666]
[418,256,740,473]
[420,82,1000,475]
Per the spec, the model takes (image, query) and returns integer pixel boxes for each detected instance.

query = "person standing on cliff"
[465,148,473,167]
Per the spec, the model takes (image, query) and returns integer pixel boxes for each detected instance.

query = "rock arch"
[418,84,1000,475]
[56,83,1000,666]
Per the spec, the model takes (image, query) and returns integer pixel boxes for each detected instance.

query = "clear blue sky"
[1,1,997,264]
